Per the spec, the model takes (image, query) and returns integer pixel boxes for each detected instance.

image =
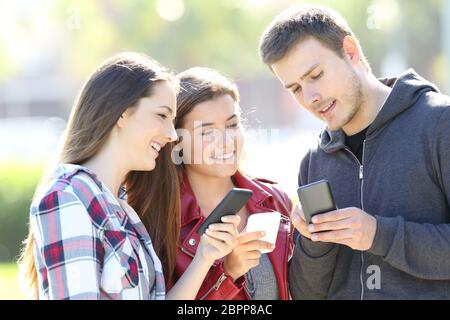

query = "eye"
[292,86,302,94]
[311,71,323,80]
[158,114,168,119]
[201,130,213,136]
[226,122,239,129]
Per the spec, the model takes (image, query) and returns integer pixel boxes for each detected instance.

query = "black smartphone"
[297,180,337,225]
[197,188,253,235]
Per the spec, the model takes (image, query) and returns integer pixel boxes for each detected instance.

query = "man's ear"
[342,35,361,65]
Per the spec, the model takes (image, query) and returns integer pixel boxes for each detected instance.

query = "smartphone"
[297,180,337,225]
[197,188,253,235]
[245,211,281,253]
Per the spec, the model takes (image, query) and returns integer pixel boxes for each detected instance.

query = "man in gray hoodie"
[259,4,450,299]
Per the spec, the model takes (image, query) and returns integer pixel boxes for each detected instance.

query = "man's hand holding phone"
[308,207,377,251]
[294,180,377,251]
[292,206,377,251]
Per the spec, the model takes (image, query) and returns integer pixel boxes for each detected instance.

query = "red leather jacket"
[172,171,294,300]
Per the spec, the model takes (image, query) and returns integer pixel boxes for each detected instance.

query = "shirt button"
[188,238,196,246]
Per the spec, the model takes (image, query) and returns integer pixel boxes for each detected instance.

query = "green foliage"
[0,0,446,84]
[34,0,397,77]
[0,263,25,299]
[0,163,43,262]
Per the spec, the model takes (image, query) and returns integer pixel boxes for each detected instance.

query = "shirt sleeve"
[30,189,103,299]
[289,151,340,299]
[366,108,450,280]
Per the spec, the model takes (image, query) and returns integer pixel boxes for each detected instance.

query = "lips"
[318,100,336,116]
[211,151,235,161]
[150,141,163,153]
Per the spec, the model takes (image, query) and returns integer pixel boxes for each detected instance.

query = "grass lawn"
[0,263,26,300]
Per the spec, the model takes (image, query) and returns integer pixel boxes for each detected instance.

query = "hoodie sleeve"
[289,151,340,299]
[367,108,450,280]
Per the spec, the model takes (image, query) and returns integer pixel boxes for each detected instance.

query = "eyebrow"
[194,114,238,129]
[284,63,320,90]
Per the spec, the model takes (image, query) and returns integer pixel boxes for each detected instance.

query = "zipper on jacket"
[282,215,293,299]
[180,246,195,258]
[344,140,366,300]
[243,280,252,299]
[360,140,366,300]
[181,246,230,300]
[199,273,228,300]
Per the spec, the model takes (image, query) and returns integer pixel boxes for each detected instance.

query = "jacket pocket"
[101,230,139,294]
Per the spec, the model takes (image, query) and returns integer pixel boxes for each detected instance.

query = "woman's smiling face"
[117,80,178,171]
[178,94,244,179]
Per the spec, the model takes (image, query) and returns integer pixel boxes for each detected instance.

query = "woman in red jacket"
[170,67,295,300]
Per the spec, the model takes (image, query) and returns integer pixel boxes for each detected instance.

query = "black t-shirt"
[345,127,369,163]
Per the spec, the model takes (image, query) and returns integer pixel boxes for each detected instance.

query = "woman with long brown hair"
[172,67,294,300]
[18,53,239,300]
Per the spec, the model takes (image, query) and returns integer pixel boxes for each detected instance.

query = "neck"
[186,168,235,215]
[343,74,392,135]
[82,146,128,198]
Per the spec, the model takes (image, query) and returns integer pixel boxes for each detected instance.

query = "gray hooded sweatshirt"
[289,69,450,299]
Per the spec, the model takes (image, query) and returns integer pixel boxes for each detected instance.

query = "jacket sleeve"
[30,190,102,299]
[196,261,246,300]
[289,151,340,299]
[367,108,450,279]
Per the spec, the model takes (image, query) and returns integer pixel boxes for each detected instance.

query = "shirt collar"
[54,164,105,190]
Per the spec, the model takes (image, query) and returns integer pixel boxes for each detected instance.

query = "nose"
[302,85,321,109]
[211,129,234,149]
[225,129,234,144]
[165,122,178,143]
[220,128,235,150]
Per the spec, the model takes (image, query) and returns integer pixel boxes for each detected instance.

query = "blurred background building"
[1,0,449,298]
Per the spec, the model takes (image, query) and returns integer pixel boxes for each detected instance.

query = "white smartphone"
[245,211,281,253]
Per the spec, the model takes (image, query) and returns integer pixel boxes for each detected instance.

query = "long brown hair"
[18,52,180,297]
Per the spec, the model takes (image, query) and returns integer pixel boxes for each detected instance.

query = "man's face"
[271,37,364,132]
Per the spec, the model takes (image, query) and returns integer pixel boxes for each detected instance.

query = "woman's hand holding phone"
[223,231,274,281]
[197,214,240,264]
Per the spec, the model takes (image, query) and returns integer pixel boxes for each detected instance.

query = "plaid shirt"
[30,164,166,300]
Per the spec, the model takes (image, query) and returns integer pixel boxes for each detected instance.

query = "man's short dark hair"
[259,5,370,71]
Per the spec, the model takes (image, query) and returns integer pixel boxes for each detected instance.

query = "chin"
[206,164,238,179]
[219,164,239,177]
[139,159,156,172]
[327,117,349,131]
[326,123,341,131]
